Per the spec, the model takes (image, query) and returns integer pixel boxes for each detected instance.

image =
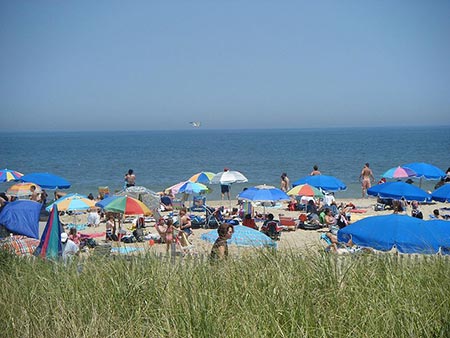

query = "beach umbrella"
[20,172,70,189]
[211,170,248,185]
[238,185,290,203]
[7,182,42,197]
[188,171,215,184]
[0,200,41,238]
[100,195,151,215]
[404,162,446,180]
[0,169,24,182]
[201,225,277,248]
[34,204,63,259]
[338,214,450,254]
[367,181,431,202]
[292,175,346,192]
[382,166,416,179]
[95,195,120,209]
[166,181,209,195]
[45,193,96,212]
[431,183,450,202]
[116,186,160,210]
[287,184,324,198]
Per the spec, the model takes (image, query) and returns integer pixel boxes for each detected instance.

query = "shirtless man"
[29,185,40,202]
[359,163,375,198]
[310,165,321,176]
[124,169,136,187]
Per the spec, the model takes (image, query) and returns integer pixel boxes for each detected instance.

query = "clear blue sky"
[1,1,449,131]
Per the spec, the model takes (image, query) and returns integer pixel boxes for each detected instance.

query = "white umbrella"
[211,170,248,185]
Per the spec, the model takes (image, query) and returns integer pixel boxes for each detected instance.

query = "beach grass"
[1,249,449,337]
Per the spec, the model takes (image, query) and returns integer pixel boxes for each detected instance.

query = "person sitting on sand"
[87,208,101,227]
[242,213,258,230]
[29,185,40,202]
[179,208,192,237]
[392,200,405,214]
[160,193,173,211]
[68,227,81,245]
[411,201,423,219]
[432,209,444,219]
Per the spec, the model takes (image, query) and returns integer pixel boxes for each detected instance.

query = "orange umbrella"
[7,183,42,197]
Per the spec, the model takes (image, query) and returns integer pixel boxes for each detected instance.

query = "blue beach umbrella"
[0,200,41,239]
[367,181,431,202]
[238,185,290,203]
[431,184,450,202]
[292,175,346,192]
[20,172,71,189]
[404,162,446,180]
[338,214,450,254]
[201,225,277,248]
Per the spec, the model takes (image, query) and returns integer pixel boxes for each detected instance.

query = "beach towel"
[79,232,106,239]
[111,247,144,254]
[350,209,367,213]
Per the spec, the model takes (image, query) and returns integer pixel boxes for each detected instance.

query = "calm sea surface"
[1,127,449,200]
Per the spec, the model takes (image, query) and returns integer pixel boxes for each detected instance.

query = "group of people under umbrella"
[1,162,450,259]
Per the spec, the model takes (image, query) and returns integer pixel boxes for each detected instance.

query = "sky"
[1,1,450,131]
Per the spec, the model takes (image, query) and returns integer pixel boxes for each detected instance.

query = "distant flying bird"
[189,121,201,128]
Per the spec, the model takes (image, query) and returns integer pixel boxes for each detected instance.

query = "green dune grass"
[1,249,449,337]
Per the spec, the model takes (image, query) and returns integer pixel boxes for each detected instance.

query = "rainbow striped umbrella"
[188,171,215,184]
[287,184,324,198]
[101,195,151,215]
[7,183,42,197]
[0,169,24,182]
[34,204,63,259]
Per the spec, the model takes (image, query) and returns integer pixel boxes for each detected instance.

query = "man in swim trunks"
[359,163,375,198]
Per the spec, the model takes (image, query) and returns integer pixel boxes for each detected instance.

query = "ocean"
[1,126,449,201]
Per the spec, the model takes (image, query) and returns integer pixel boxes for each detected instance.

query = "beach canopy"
[338,214,450,254]
[0,169,24,182]
[404,162,446,180]
[238,185,290,202]
[201,225,277,248]
[0,200,41,239]
[34,204,63,259]
[292,175,346,192]
[367,181,431,202]
[431,183,450,202]
[20,172,70,189]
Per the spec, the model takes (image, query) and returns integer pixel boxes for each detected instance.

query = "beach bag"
[121,235,136,243]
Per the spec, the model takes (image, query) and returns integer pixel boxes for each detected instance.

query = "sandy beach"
[53,196,449,258]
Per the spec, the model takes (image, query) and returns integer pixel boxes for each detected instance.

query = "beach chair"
[175,229,196,256]
[278,214,298,231]
[191,195,206,212]
[172,199,184,211]
[203,206,222,229]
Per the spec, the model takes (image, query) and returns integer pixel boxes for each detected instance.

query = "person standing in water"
[359,163,375,198]
[124,169,136,187]
[280,173,290,192]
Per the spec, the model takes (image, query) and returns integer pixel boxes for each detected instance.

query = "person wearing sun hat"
[61,232,79,262]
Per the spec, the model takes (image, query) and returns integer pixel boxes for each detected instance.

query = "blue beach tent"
[0,200,41,239]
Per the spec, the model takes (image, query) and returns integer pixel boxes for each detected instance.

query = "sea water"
[1,126,449,201]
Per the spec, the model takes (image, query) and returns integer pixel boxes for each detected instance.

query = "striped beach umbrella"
[382,166,416,179]
[34,204,63,259]
[287,184,324,198]
[0,169,24,182]
[100,195,152,215]
[188,171,215,184]
[46,193,96,212]
[7,182,42,197]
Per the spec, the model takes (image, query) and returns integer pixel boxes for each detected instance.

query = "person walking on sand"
[310,165,321,176]
[280,173,290,192]
[359,163,375,198]
[124,169,136,188]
